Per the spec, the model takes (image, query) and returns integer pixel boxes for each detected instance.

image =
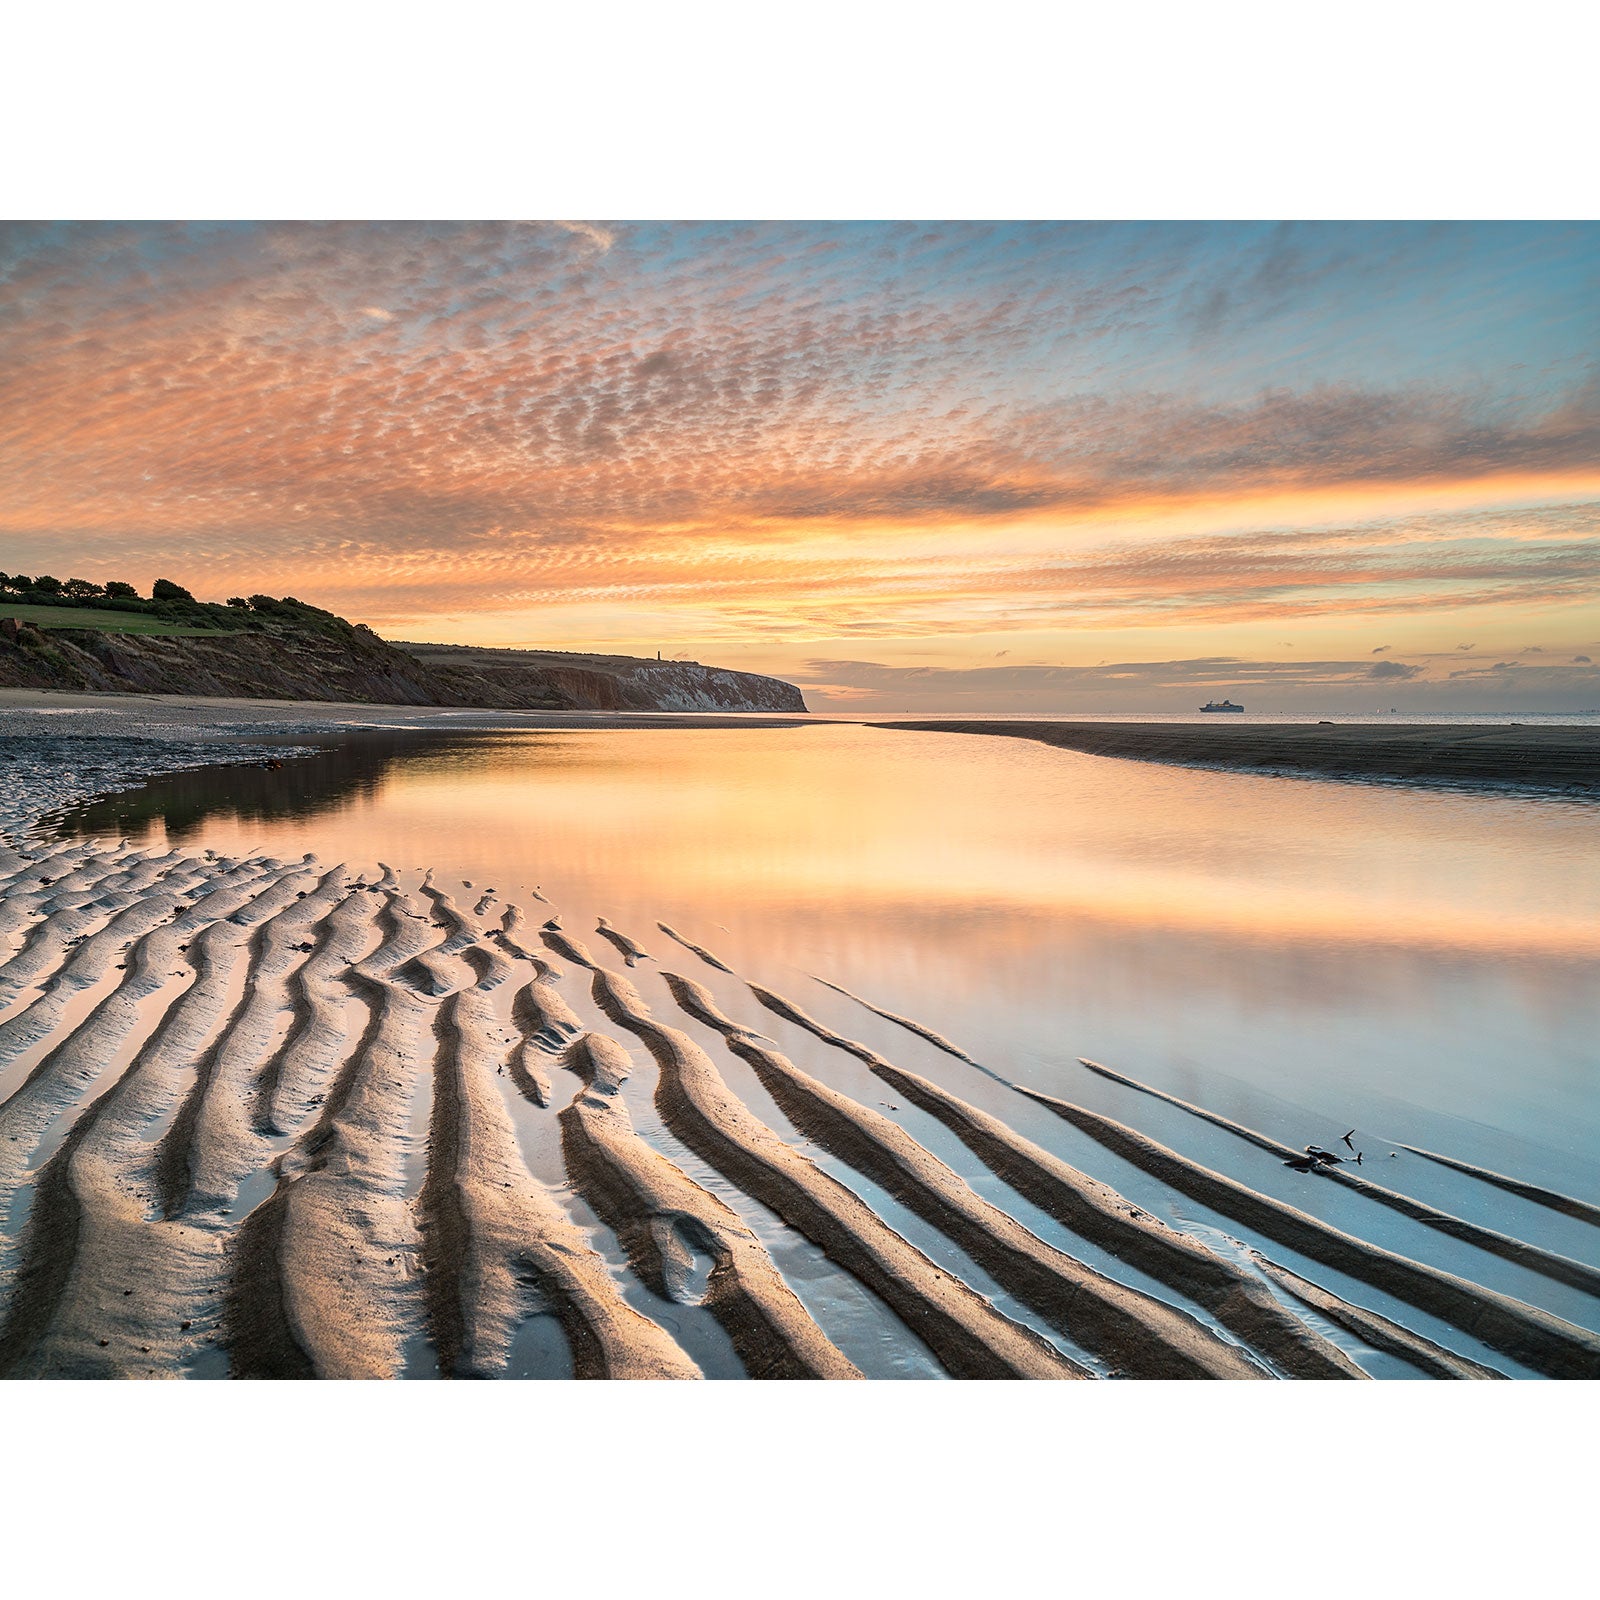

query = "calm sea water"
[845,709,1600,725]
[53,722,1600,1368]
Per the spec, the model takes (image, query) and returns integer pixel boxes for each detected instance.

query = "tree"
[151,578,193,601]
[226,596,248,608]
[32,574,63,594]
[104,581,139,600]
[64,577,105,598]
[6,575,32,590]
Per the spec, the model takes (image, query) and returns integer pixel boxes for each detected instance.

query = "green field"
[0,602,229,637]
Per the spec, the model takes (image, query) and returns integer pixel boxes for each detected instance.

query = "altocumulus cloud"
[1,220,1596,649]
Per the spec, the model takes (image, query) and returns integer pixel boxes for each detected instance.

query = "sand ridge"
[667,970,1267,1379]
[1076,1057,1600,1299]
[735,973,1362,1379]
[880,719,1600,796]
[1018,1088,1600,1379]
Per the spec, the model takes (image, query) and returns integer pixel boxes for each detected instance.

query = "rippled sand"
[2,836,1595,1380]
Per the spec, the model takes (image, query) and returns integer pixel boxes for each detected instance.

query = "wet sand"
[880,720,1600,795]
[0,686,816,738]
[2,835,1595,1379]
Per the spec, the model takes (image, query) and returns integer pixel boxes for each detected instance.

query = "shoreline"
[0,685,816,730]
[6,690,1600,841]
[877,719,1600,797]
[0,690,820,843]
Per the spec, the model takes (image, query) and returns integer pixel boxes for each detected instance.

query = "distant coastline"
[878,719,1600,797]
[0,578,806,714]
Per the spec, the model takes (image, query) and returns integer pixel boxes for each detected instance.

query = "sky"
[2,219,1597,712]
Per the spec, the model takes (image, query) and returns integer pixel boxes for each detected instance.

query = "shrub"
[104,581,139,600]
[151,578,193,601]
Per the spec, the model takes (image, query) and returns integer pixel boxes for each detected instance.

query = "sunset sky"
[2,220,1597,710]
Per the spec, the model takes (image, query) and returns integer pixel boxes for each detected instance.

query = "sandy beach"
[9,689,1600,801]
[880,720,1600,795]
[1,695,1597,1378]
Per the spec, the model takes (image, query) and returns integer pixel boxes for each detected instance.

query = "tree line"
[0,571,369,644]
[0,572,323,615]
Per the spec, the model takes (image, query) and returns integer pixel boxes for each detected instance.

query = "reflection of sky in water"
[71,724,1600,1230]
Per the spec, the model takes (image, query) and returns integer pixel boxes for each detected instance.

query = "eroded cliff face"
[0,621,808,714]
[0,620,450,704]
[390,641,809,713]
[536,660,808,713]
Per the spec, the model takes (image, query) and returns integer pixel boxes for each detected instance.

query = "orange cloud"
[3,221,1597,668]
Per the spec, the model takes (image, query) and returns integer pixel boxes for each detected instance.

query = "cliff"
[0,614,807,714]
[391,641,808,713]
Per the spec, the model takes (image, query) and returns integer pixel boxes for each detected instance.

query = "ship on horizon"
[1200,699,1245,713]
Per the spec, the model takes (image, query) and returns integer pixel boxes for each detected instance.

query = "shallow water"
[42,722,1600,1373]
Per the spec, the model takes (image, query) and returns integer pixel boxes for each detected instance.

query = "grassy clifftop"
[0,601,232,637]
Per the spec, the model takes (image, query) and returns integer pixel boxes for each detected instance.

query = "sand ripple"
[1,847,1593,1380]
